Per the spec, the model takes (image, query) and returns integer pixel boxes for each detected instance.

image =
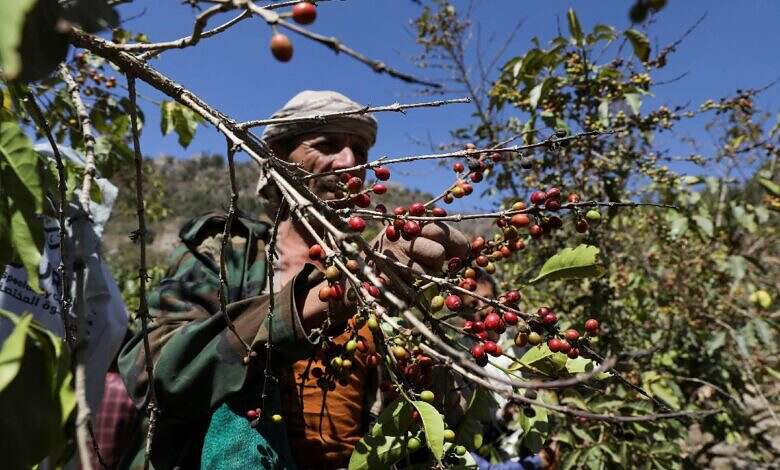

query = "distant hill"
[102,154,493,272]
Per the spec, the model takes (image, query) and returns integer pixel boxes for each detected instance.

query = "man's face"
[281,132,370,204]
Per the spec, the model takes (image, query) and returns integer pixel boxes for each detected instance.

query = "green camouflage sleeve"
[117,212,317,421]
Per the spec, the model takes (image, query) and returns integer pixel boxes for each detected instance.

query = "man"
[118,90,469,469]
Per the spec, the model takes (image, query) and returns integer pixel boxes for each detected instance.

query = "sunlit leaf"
[0,312,32,392]
[624,29,650,62]
[529,244,605,284]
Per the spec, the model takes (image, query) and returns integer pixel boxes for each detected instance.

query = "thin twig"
[127,75,158,470]
[237,97,470,130]
[59,64,97,214]
[218,139,252,353]
[246,1,442,88]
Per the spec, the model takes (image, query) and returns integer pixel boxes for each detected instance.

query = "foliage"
[0,309,75,469]
[414,1,779,467]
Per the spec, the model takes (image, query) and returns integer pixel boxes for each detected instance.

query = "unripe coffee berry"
[528,331,542,345]
[271,414,283,423]
[514,331,528,347]
[586,209,601,222]
[419,390,435,402]
[430,295,445,312]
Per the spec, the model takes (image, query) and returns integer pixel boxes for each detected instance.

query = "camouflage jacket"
[118,211,320,469]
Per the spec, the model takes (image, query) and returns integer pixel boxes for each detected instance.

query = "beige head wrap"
[260,90,377,147]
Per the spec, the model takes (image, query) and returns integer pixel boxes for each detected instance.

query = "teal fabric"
[201,395,297,470]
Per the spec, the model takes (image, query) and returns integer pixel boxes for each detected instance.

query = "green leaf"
[705,330,727,355]
[758,177,780,196]
[514,344,568,375]
[350,399,413,470]
[0,119,44,291]
[0,309,74,468]
[456,387,496,449]
[590,24,617,43]
[61,0,118,34]
[567,8,583,45]
[160,100,205,148]
[412,401,445,461]
[0,312,32,392]
[624,93,642,115]
[0,0,38,80]
[624,29,650,62]
[692,215,714,238]
[598,99,610,127]
[529,82,544,109]
[518,403,549,453]
[529,244,606,284]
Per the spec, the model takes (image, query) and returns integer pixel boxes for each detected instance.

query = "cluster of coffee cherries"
[337,166,393,232]
[442,143,505,203]
[312,331,379,390]
[385,337,437,388]
[70,52,117,97]
[245,408,283,425]
[513,309,601,360]
[269,2,318,62]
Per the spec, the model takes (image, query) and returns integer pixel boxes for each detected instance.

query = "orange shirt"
[285,324,376,470]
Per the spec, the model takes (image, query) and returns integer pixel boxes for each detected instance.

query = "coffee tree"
[0,1,777,469]
[413,0,779,467]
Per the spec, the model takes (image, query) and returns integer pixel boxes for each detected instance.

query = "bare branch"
[238,97,471,130]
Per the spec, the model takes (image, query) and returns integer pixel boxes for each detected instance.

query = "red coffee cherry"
[402,220,422,239]
[270,33,293,62]
[530,190,547,205]
[445,294,462,311]
[483,341,498,355]
[545,187,561,200]
[585,318,599,334]
[347,216,366,232]
[447,257,463,272]
[308,244,324,260]
[375,204,387,213]
[510,213,530,228]
[432,207,447,217]
[246,409,259,420]
[385,225,400,241]
[393,206,407,216]
[346,176,363,193]
[548,338,563,352]
[472,321,485,333]
[542,313,558,325]
[537,307,552,317]
[484,313,501,330]
[475,255,489,267]
[471,236,486,253]
[461,183,474,195]
[453,162,465,173]
[544,199,561,211]
[558,339,572,354]
[567,193,580,203]
[409,202,426,216]
[366,353,380,367]
[372,183,387,194]
[576,219,590,233]
[564,329,580,341]
[352,193,371,207]
[567,348,580,359]
[470,172,483,183]
[374,166,390,180]
[339,172,353,183]
[291,1,317,25]
[503,311,518,325]
[470,344,486,360]
[529,225,544,239]
[505,290,521,303]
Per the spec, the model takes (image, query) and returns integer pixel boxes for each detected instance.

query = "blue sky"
[113,0,780,211]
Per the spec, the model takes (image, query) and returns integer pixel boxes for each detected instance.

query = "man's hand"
[372,221,470,277]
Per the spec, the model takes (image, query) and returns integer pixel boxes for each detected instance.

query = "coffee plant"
[0,1,777,469]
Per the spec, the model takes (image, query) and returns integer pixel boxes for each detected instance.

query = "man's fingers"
[419,222,470,259]
[407,237,446,271]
